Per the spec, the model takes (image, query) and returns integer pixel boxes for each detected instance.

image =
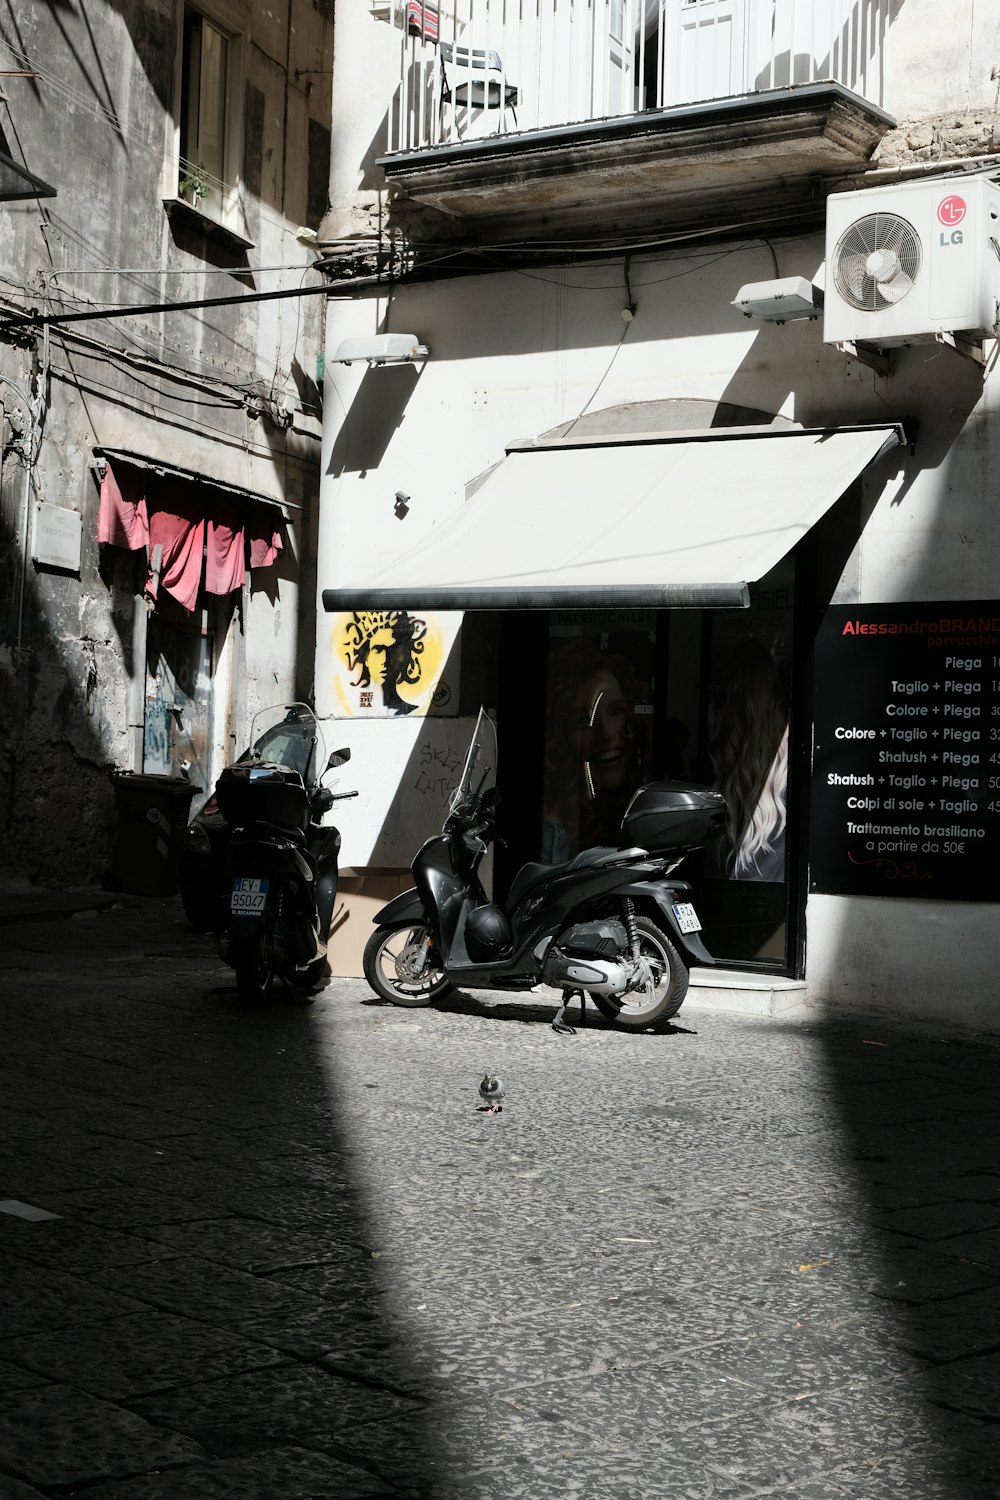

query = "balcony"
[378,0,897,245]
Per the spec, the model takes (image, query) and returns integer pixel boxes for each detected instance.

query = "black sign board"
[810,602,1000,900]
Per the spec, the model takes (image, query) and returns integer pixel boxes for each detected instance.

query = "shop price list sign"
[810,602,1000,900]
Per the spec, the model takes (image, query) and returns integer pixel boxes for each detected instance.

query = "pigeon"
[478,1072,504,1114]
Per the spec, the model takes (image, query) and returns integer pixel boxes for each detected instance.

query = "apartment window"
[173,2,245,234]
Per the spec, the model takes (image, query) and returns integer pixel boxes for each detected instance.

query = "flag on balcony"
[406,0,439,41]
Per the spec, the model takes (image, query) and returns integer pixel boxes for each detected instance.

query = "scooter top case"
[216,764,311,833]
[621,781,726,855]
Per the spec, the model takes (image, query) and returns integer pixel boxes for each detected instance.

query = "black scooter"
[363,710,725,1032]
[215,704,357,1003]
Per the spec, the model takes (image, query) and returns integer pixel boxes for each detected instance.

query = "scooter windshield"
[448,708,498,822]
[245,703,326,787]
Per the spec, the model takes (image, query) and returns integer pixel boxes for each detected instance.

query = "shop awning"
[321,423,904,612]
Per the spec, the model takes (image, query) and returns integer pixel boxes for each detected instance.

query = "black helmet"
[465,904,512,962]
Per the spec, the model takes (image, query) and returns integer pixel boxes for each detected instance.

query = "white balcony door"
[606,0,634,115]
[663,0,748,106]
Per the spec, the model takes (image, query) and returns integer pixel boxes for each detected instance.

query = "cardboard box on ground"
[328,870,412,977]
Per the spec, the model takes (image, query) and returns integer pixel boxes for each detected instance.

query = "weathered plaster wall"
[0,0,332,884]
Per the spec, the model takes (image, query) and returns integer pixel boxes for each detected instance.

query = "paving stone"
[128,1362,428,1457]
[931,1228,1000,1272]
[0,1384,205,1488]
[3,1218,177,1276]
[135,1216,351,1273]
[849,1245,999,1303]
[1,1309,288,1401]
[0,1474,48,1500]
[876,1199,1000,1241]
[921,1349,1000,1422]
[61,1446,395,1499]
[91,1253,323,1325]
[887,1285,1000,1361]
[0,1360,48,1395]
[0,1261,149,1337]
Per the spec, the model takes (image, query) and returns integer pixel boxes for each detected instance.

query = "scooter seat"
[507,846,647,910]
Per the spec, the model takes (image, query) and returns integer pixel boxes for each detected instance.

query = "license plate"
[672,901,702,934]
[231,877,269,914]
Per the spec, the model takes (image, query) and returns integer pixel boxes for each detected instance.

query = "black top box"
[216,764,311,832]
[622,781,727,853]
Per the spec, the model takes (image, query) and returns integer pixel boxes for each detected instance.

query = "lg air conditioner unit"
[823,177,1000,348]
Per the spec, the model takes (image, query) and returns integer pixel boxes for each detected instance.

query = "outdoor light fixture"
[332,334,430,365]
[731,277,824,323]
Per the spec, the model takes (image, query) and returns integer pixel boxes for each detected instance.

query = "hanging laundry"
[205,502,246,596]
[248,508,284,570]
[406,0,439,41]
[97,464,149,551]
[145,481,206,614]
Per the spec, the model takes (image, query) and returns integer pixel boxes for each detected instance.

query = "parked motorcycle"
[214,703,357,1004]
[363,709,725,1032]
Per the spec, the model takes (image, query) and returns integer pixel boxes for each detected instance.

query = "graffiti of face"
[576,668,633,797]
[367,626,396,686]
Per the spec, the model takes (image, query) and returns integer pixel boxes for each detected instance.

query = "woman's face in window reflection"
[574,668,633,797]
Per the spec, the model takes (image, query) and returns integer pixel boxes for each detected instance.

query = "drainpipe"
[3,359,44,673]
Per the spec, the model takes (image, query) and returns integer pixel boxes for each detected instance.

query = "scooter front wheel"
[363,923,453,1007]
[591,915,689,1030]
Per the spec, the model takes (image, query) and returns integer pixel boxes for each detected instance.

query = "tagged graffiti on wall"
[329,611,461,718]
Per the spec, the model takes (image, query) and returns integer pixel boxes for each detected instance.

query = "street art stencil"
[329,611,461,718]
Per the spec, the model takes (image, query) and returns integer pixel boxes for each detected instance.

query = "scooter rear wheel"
[233,924,275,1005]
[363,923,453,1007]
[591,915,688,1029]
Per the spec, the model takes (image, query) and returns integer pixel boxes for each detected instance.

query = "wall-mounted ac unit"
[824,178,1000,348]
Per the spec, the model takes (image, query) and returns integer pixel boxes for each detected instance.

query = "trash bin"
[109,772,201,896]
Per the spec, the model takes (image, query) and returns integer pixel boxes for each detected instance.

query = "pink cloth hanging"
[97,464,149,551]
[205,503,246,595]
[145,482,206,613]
[248,508,283,570]
[97,458,282,606]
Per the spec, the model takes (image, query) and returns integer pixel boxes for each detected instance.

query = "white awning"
[322,423,904,612]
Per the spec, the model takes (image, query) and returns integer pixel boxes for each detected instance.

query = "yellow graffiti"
[330,612,446,718]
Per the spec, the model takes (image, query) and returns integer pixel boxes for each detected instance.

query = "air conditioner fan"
[832,213,922,312]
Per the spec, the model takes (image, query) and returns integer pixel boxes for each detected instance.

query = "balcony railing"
[387,0,894,153]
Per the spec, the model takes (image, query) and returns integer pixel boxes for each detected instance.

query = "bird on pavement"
[478,1072,504,1114]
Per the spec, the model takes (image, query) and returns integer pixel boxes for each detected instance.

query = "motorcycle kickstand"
[552,987,585,1036]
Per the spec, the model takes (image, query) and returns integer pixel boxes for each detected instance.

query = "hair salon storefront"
[322,422,905,985]
[502,576,796,975]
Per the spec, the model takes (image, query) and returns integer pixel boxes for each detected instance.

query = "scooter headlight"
[184,822,212,855]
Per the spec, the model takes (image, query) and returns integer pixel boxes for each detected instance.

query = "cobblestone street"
[1,890,1000,1498]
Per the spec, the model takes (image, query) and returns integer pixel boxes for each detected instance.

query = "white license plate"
[672,901,702,934]
[231,877,269,914]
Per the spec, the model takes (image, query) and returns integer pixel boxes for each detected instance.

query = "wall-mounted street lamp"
[731,276,823,324]
[332,334,430,366]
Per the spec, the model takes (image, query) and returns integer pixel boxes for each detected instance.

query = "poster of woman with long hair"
[708,638,789,883]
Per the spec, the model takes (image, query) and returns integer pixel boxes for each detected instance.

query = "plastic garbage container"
[109,772,201,896]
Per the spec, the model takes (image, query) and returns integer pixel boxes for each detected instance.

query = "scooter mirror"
[327,747,351,769]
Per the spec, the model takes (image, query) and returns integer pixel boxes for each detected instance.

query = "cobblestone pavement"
[1,890,1000,1498]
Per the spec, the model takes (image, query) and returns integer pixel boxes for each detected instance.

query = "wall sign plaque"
[810,602,1000,901]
